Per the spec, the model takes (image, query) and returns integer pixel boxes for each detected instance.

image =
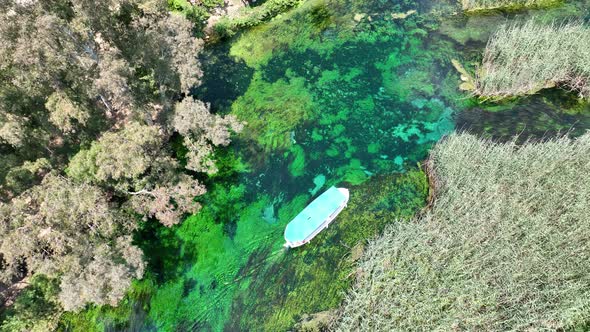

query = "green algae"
[228,0,328,68]
[57,278,156,331]
[309,174,326,195]
[287,145,306,177]
[225,171,429,331]
[56,0,590,330]
[367,142,380,154]
[232,72,315,151]
[143,186,291,332]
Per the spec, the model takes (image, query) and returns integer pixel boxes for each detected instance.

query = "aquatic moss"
[367,142,380,154]
[57,278,157,332]
[231,73,316,151]
[226,171,429,331]
[229,0,329,68]
[228,0,416,68]
[146,192,282,332]
[287,145,306,177]
[149,281,184,331]
[381,66,436,101]
[211,0,304,40]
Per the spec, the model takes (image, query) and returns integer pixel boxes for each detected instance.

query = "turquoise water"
[90,0,590,330]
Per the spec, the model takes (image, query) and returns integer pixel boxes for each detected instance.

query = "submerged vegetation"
[2,0,590,329]
[232,73,315,151]
[336,133,590,330]
[474,20,590,100]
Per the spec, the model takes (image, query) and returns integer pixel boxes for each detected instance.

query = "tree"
[171,98,243,173]
[0,0,241,322]
[0,113,28,148]
[0,174,144,310]
[3,158,50,197]
[68,122,166,185]
[129,174,206,227]
[57,237,144,311]
[68,122,207,226]
[45,92,89,134]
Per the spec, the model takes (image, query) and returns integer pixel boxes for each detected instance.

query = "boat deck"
[284,187,349,248]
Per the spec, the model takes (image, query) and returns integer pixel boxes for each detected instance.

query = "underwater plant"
[231,73,315,151]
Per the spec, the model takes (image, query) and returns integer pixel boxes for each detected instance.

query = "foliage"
[212,0,303,39]
[68,123,166,186]
[474,20,590,100]
[171,98,243,173]
[0,0,236,322]
[0,174,144,311]
[68,122,207,227]
[0,0,205,198]
[0,275,61,332]
[231,73,315,151]
[336,133,590,330]
[45,92,90,134]
[168,0,221,24]
[2,158,50,197]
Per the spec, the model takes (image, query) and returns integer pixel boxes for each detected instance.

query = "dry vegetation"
[335,132,590,331]
[474,20,590,99]
[461,0,558,11]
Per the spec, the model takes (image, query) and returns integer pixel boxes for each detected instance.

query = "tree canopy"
[0,0,241,317]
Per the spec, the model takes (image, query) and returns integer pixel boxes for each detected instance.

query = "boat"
[284,186,349,248]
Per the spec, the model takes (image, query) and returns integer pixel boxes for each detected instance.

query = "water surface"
[128,0,590,330]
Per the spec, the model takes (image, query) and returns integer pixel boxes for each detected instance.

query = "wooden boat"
[284,186,349,248]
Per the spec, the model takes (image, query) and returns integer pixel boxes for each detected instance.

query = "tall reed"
[335,132,590,331]
[474,20,590,99]
[461,0,558,11]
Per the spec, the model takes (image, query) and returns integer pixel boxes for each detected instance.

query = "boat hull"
[284,187,349,248]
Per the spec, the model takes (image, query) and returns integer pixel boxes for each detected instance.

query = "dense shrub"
[212,0,303,38]
[336,132,590,330]
[474,20,590,99]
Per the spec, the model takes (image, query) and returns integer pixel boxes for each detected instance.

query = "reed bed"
[474,20,590,99]
[335,132,590,331]
[461,0,558,11]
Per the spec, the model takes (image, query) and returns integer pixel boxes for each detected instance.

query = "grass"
[228,171,429,331]
[335,132,590,331]
[474,20,590,100]
[168,0,222,25]
[212,0,304,39]
[461,0,560,11]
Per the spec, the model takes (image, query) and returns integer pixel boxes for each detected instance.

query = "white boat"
[284,186,349,248]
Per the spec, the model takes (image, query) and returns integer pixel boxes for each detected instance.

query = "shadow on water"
[457,92,590,143]
[193,42,254,114]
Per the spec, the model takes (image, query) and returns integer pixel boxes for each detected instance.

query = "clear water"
[121,0,590,330]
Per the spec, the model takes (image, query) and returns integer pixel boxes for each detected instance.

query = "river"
[124,0,590,330]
